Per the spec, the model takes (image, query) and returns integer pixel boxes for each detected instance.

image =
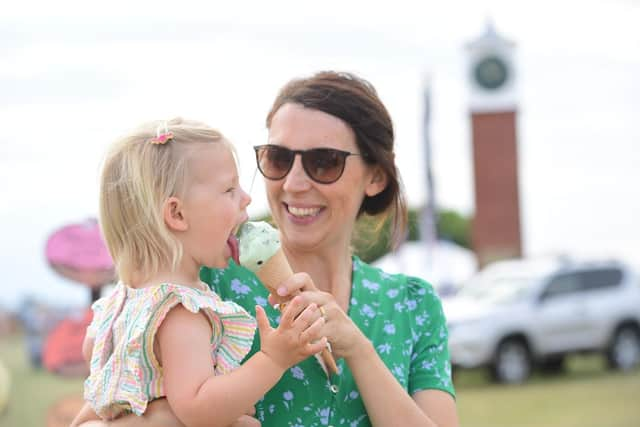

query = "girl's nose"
[240,188,251,208]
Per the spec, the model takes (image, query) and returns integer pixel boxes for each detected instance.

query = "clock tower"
[466,23,522,266]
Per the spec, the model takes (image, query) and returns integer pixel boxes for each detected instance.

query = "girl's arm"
[157,296,326,427]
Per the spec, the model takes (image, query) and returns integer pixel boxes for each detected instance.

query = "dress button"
[330,384,339,393]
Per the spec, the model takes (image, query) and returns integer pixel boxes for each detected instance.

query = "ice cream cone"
[255,249,293,294]
[256,249,338,376]
[238,221,338,376]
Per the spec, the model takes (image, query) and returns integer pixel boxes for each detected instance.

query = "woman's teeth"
[287,206,320,217]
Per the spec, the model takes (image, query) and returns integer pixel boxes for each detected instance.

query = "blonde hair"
[99,117,228,285]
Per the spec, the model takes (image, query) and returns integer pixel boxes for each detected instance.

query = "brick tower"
[466,24,522,267]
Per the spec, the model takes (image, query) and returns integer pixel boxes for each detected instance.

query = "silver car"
[444,258,640,383]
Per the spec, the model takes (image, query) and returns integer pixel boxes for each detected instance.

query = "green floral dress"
[200,256,454,427]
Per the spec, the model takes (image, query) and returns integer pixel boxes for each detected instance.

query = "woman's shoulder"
[354,256,443,309]
[354,256,437,293]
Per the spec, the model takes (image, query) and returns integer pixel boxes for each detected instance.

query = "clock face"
[473,55,509,90]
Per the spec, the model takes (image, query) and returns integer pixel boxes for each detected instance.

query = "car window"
[458,273,537,304]
[578,268,623,291]
[542,273,581,299]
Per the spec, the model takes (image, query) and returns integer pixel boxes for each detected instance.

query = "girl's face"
[182,143,250,268]
[265,103,384,254]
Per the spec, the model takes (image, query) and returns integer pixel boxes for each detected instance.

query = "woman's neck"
[282,243,353,312]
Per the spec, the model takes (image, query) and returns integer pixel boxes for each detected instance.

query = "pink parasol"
[45,218,115,300]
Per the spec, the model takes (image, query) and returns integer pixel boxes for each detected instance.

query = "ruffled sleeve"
[148,284,257,375]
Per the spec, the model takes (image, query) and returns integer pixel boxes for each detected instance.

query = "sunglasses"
[254,144,363,184]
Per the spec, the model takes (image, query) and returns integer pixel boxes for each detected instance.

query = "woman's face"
[265,103,385,254]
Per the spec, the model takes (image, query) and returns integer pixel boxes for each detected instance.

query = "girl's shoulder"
[139,282,255,322]
[92,282,255,334]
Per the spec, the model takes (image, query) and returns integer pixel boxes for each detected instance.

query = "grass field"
[1,333,639,426]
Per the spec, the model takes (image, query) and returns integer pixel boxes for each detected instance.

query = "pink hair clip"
[149,122,174,145]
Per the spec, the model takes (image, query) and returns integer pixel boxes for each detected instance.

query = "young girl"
[71,118,327,427]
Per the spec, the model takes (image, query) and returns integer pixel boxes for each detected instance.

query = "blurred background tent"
[42,308,91,376]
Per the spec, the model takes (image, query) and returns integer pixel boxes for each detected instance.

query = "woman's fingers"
[290,302,323,334]
[274,272,318,298]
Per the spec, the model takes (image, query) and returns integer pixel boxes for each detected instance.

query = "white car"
[444,258,640,383]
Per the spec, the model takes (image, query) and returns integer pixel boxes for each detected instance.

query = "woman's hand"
[267,273,367,361]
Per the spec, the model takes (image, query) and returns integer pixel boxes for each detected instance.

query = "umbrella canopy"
[42,309,92,376]
[45,218,115,289]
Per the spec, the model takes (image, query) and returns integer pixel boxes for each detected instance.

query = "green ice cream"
[237,221,281,273]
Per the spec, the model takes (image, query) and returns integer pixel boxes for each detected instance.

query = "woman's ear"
[163,196,188,232]
[364,166,388,198]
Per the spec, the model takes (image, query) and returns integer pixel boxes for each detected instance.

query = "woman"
[102,71,458,427]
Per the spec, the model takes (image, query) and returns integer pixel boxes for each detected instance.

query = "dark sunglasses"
[254,144,363,184]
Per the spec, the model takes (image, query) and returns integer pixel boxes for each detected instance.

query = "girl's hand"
[256,298,327,370]
[267,273,366,361]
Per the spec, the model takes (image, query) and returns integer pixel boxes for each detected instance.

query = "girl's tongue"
[227,235,240,264]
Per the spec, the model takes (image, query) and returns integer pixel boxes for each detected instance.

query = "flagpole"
[421,74,438,270]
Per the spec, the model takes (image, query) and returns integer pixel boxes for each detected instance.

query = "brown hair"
[266,71,408,248]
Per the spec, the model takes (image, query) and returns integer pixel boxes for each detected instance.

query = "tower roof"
[466,20,515,50]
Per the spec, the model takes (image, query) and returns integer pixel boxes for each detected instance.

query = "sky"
[1,0,639,310]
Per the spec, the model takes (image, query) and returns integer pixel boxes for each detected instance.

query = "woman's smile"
[283,202,325,224]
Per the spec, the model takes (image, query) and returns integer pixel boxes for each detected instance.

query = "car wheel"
[491,338,532,384]
[607,325,640,371]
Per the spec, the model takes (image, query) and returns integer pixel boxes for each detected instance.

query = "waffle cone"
[256,248,339,376]
[256,248,293,293]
